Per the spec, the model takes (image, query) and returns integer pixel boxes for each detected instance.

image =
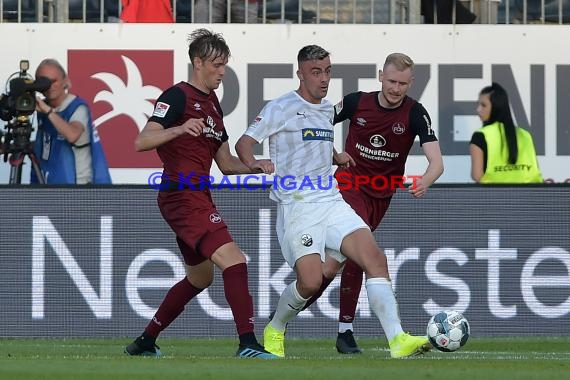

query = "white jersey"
[245,90,341,204]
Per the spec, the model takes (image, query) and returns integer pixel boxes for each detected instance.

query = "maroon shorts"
[158,189,233,266]
[340,187,392,232]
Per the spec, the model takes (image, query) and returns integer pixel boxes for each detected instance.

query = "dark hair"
[297,45,330,63]
[480,82,518,164]
[187,28,230,64]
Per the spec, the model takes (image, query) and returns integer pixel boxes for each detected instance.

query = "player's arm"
[332,93,360,167]
[409,103,444,198]
[415,140,444,190]
[333,148,355,168]
[235,135,274,174]
[135,86,204,151]
[215,141,272,175]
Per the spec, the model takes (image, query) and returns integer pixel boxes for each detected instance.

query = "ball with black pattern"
[426,310,470,352]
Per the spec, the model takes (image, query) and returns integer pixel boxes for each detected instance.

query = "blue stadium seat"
[2,0,37,22]
[514,0,570,22]
[175,0,192,23]
[261,0,316,23]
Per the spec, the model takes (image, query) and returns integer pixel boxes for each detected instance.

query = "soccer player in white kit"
[235,45,431,359]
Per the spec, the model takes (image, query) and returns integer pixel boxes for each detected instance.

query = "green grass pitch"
[1,337,570,380]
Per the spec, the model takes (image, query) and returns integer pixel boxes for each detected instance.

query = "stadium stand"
[0,0,568,24]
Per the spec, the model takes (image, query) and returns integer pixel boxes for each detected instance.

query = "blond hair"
[384,53,414,72]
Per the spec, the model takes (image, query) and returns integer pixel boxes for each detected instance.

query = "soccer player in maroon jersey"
[124,28,277,359]
[305,52,444,354]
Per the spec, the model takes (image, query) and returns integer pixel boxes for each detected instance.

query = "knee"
[297,278,322,298]
[187,270,214,289]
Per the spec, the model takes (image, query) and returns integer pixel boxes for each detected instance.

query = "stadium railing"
[0,0,568,25]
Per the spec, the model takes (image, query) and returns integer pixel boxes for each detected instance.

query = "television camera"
[0,60,51,184]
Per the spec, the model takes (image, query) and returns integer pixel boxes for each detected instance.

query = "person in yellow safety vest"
[469,82,543,183]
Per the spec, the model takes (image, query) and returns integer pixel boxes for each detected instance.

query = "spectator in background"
[124,28,276,359]
[421,0,476,23]
[194,0,258,23]
[32,59,111,184]
[120,0,174,23]
[470,82,543,183]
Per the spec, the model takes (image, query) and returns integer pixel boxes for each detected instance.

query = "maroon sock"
[302,275,334,310]
[144,278,203,338]
[222,263,255,336]
[338,259,364,324]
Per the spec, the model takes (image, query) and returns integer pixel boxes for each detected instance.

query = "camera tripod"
[7,146,45,185]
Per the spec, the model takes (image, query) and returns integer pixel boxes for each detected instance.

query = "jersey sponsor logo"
[392,122,406,135]
[194,102,201,111]
[68,49,173,168]
[209,213,222,223]
[297,111,307,118]
[206,115,216,128]
[301,234,313,247]
[152,102,170,118]
[355,142,399,161]
[356,117,367,127]
[302,128,334,141]
[369,134,386,148]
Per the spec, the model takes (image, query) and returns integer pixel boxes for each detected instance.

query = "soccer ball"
[426,310,470,352]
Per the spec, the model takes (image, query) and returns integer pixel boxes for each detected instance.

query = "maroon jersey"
[149,82,229,186]
[334,92,437,198]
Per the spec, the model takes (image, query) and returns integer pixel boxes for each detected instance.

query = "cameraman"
[32,58,111,184]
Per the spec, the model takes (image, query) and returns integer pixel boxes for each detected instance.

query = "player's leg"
[264,254,323,357]
[264,203,327,357]
[336,258,364,354]
[301,255,343,310]
[335,191,392,354]
[211,241,278,359]
[125,242,213,357]
[340,229,431,358]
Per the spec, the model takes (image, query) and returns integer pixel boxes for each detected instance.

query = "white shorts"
[276,199,369,268]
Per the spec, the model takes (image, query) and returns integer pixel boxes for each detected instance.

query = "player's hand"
[179,118,205,137]
[333,152,355,168]
[250,159,274,174]
[408,176,428,198]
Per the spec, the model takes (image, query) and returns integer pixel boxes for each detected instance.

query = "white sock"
[270,280,309,332]
[338,323,354,333]
[365,277,404,341]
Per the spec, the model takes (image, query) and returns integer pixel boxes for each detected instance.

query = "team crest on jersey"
[152,102,170,118]
[356,117,367,127]
[369,134,386,148]
[302,128,334,141]
[392,122,406,135]
[209,213,222,223]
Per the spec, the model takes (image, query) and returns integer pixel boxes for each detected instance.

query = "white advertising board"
[0,23,568,184]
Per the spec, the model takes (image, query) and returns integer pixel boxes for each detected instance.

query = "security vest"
[478,122,543,183]
[31,97,112,184]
